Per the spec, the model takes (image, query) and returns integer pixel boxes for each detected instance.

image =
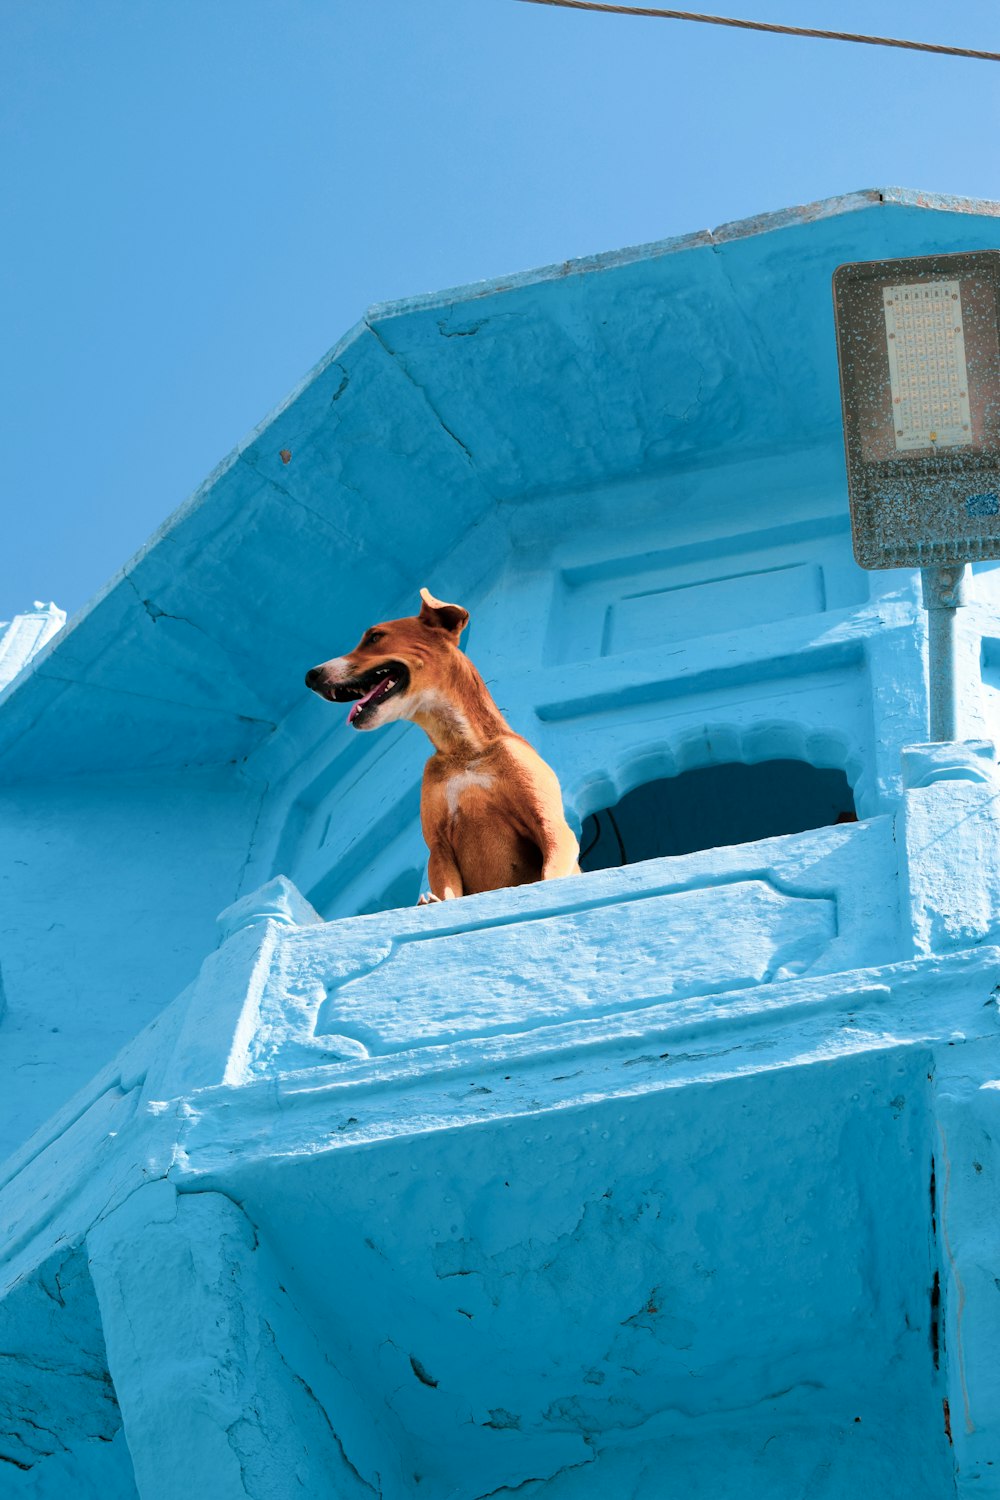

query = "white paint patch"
[0,602,66,694]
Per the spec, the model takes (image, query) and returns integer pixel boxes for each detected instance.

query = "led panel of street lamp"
[833,250,1000,568]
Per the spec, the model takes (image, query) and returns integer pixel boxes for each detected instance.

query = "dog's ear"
[419,587,469,637]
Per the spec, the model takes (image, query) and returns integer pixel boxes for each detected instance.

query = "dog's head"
[305,588,470,730]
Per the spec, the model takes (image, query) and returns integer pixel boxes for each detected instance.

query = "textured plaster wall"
[0,771,264,1162]
[2,193,1000,1497]
[4,862,986,1499]
[254,498,1000,927]
[260,454,907,921]
[229,1046,949,1500]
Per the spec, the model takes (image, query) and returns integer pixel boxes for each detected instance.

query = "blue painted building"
[3,188,1000,1497]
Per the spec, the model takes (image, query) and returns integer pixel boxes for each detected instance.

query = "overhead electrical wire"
[516,0,1000,64]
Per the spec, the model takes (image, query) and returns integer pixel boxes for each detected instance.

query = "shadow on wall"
[355,864,425,916]
[580,759,857,872]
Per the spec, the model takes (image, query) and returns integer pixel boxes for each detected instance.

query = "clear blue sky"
[2,0,998,618]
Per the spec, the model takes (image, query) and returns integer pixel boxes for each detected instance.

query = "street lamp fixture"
[833,250,1000,739]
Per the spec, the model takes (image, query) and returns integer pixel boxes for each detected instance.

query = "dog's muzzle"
[305,660,410,727]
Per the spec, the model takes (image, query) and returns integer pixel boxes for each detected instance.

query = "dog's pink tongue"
[348,677,390,724]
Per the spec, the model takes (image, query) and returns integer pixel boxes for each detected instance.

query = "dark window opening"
[580,759,857,872]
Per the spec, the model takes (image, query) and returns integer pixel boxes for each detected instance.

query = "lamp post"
[832,250,1000,741]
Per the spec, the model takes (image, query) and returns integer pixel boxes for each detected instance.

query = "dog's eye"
[364,629,385,646]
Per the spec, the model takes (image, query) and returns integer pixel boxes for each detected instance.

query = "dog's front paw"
[417,892,442,906]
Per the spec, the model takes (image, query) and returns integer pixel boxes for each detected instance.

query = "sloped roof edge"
[7,184,996,711]
[1,185,997,777]
[0,314,375,718]
[365,186,1000,323]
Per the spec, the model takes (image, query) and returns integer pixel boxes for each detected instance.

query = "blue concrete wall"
[3,840,993,1499]
[266,454,887,920]
[0,772,263,1160]
[3,191,1000,1497]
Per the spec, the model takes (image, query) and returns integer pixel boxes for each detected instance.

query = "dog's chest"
[444,766,495,821]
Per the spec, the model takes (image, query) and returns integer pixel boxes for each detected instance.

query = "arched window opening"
[580,759,857,872]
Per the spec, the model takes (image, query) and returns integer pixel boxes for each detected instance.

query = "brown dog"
[305,589,579,901]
